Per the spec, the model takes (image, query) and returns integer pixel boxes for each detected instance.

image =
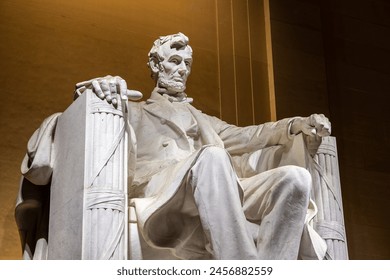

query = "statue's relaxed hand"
[75,75,143,106]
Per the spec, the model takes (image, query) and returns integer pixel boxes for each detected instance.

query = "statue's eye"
[170,58,179,64]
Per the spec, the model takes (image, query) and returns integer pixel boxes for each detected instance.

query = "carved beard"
[158,78,186,95]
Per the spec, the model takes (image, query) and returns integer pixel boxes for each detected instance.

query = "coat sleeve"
[203,114,297,156]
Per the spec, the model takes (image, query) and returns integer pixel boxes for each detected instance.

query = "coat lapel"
[187,105,224,148]
[144,90,175,119]
[143,89,224,149]
[143,90,190,148]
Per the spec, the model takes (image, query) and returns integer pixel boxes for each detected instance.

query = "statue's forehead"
[160,43,193,60]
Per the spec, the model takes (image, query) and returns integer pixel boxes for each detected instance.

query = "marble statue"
[16,32,348,260]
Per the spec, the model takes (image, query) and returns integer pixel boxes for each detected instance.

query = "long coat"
[126,89,297,258]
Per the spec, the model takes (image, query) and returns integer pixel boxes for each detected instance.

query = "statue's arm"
[205,113,330,156]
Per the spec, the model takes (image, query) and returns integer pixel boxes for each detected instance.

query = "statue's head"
[147,32,193,95]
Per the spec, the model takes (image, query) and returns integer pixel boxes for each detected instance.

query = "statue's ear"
[149,57,161,76]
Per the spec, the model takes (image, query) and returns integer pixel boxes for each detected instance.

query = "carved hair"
[147,32,193,81]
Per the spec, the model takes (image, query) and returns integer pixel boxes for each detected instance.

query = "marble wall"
[270,0,390,259]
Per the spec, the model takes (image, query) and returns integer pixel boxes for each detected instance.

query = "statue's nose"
[178,68,187,76]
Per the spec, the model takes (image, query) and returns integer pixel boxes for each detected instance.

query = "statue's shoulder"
[128,100,146,124]
[128,100,144,108]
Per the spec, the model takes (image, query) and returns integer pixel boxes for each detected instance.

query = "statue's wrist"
[290,117,305,135]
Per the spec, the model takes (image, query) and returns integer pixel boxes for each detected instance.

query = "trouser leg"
[189,146,257,260]
[242,165,311,259]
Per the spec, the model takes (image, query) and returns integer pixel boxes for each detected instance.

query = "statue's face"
[157,44,193,95]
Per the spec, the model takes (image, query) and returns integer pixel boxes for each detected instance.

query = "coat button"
[162,142,169,147]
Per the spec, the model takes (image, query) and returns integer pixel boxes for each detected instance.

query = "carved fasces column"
[48,90,129,259]
[83,91,129,259]
[306,136,348,260]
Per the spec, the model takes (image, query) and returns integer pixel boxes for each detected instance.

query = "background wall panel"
[270,0,390,259]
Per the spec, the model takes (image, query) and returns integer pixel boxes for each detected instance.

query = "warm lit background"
[1,0,389,259]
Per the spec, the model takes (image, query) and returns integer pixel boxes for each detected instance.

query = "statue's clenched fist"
[291,114,331,137]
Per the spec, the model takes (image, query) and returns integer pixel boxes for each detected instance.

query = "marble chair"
[16,89,348,260]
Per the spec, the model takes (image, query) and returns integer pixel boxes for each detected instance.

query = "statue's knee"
[200,146,229,163]
[278,166,311,198]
